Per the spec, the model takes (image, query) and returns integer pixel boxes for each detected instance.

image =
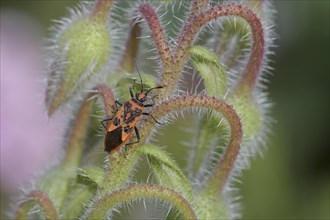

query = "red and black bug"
[101,72,162,153]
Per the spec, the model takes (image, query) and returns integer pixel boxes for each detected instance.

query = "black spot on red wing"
[104,126,123,152]
[124,126,131,133]
[113,117,120,126]
[134,108,142,113]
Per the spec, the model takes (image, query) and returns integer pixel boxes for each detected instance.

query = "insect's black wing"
[104,126,123,152]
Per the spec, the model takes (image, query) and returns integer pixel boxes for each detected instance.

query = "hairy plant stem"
[15,190,58,220]
[139,96,242,192]
[63,84,115,168]
[138,3,175,100]
[14,1,274,219]
[92,0,112,22]
[102,149,140,192]
[142,4,264,99]
[94,84,116,118]
[139,4,173,69]
[62,97,93,168]
[84,184,197,220]
[92,85,139,192]
[179,4,263,92]
[117,19,141,72]
[186,0,209,23]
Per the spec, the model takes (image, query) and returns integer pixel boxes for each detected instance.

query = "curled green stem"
[170,4,264,97]
[15,190,58,220]
[139,96,242,192]
[84,184,197,220]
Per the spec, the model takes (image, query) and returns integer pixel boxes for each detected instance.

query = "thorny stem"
[62,84,115,168]
[139,96,242,191]
[84,184,197,220]
[15,190,58,220]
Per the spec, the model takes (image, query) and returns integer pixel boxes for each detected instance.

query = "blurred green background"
[1,1,329,219]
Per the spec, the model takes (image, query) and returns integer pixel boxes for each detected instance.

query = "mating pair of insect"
[101,72,163,153]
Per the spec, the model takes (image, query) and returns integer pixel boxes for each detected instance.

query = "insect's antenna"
[134,59,144,92]
[145,86,163,95]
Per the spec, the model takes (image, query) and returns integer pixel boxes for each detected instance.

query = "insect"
[101,73,163,153]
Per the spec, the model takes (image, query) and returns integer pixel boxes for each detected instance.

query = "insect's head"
[136,92,147,102]
[135,61,163,103]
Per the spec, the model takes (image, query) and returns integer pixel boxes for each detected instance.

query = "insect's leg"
[101,118,112,130]
[115,100,122,111]
[103,100,121,129]
[143,95,158,108]
[129,87,134,98]
[151,95,158,105]
[125,127,141,145]
[134,126,140,141]
[142,112,163,125]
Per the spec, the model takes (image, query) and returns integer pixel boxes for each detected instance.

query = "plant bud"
[46,2,111,115]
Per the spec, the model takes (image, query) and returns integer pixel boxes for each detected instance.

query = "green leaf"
[188,46,229,181]
[190,45,227,97]
[195,191,229,220]
[61,184,93,219]
[138,144,192,199]
[61,170,100,219]
[228,94,262,138]
[188,112,230,180]
[77,166,105,187]
[101,149,140,192]
[37,166,76,210]
[190,45,220,64]
[189,46,231,183]
[213,18,251,70]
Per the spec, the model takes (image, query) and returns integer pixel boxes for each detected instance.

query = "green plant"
[13,0,275,219]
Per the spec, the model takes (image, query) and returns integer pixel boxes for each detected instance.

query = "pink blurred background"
[0,10,66,194]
